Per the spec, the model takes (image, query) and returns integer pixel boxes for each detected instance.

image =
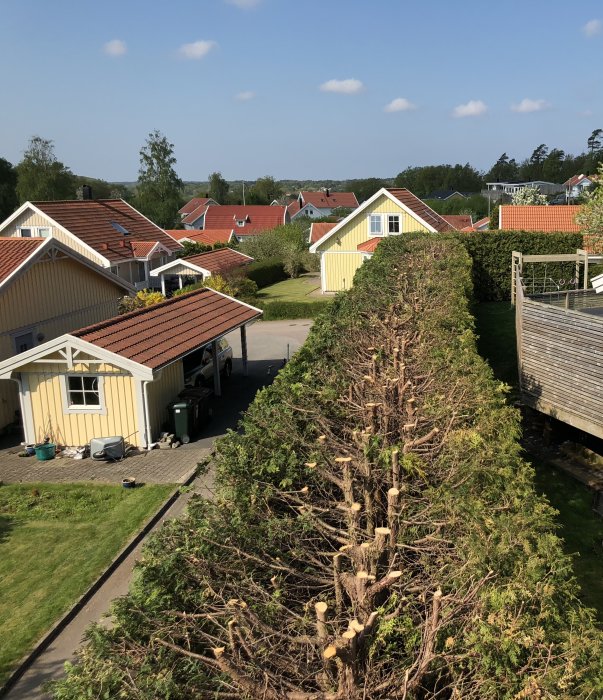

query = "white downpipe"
[142,380,152,449]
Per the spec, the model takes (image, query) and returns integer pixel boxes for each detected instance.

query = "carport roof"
[73,287,262,371]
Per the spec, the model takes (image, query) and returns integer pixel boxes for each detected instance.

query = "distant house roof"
[300,191,359,209]
[461,216,490,232]
[441,214,472,230]
[563,173,597,188]
[425,190,468,200]
[151,248,253,279]
[72,288,262,371]
[357,238,381,253]
[287,200,301,217]
[499,205,582,232]
[165,229,235,245]
[0,236,134,293]
[1,200,182,264]
[182,203,210,226]
[178,197,217,215]
[386,189,453,233]
[309,222,337,244]
[204,205,287,235]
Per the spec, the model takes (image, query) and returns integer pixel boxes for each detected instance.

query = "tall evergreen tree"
[16,136,75,202]
[0,157,18,220]
[135,130,183,228]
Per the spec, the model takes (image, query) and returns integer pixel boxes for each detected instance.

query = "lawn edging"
[0,465,199,698]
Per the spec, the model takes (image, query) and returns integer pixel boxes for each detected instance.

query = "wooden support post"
[160,275,166,296]
[178,275,183,289]
[212,339,221,397]
[240,324,248,376]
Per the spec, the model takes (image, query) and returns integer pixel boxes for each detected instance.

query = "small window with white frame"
[369,214,383,236]
[66,375,102,409]
[18,226,51,238]
[387,215,401,234]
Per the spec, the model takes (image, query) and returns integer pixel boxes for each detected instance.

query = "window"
[369,214,383,236]
[236,219,245,227]
[111,221,130,235]
[66,376,101,408]
[18,226,51,238]
[387,215,401,234]
[19,228,32,238]
[13,331,34,354]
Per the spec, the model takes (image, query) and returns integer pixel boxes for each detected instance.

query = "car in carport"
[183,337,233,387]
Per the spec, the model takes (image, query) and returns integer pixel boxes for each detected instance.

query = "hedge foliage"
[52,235,603,699]
[245,257,288,288]
[255,299,332,320]
[461,230,584,301]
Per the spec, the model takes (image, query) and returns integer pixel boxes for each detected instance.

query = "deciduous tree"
[511,185,548,205]
[576,162,603,236]
[16,136,76,202]
[247,175,282,204]
[207,171,230,203]
[0,157,18,220]
[135,130,183,228]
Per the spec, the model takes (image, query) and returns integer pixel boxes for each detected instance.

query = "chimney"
[82,184,93,200]
[325,188,330,198]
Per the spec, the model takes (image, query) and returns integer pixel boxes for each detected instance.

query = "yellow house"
[0,237,134,432]
[0,197,182,289]
[0,288,262,449]
[309,188,453,292]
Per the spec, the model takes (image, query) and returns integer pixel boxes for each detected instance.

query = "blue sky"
[1,0,602,181]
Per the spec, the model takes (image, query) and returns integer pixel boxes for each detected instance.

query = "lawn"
[474,301,603,620]
[0,482,174,684]
[257,273,325,303]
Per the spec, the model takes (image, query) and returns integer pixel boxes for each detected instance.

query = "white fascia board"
[150,259,207,277]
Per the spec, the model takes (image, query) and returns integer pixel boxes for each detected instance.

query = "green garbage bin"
[167,397,197,444]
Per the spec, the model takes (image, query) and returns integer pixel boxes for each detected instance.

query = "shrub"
[245,257,287,288]
[118,289,164,314]
[256,299,331,320]
[460,229,583,301]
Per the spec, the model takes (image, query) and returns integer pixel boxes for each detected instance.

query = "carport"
[0,288,262,449]
[150,248,253,295]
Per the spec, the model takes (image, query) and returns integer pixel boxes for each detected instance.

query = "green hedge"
[245,257,287,288]
[255,299,331,320]
[461,230,584,301]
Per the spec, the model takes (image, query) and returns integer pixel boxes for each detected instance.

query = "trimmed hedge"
[245,257,287,288]
[255,299,332,320]
[461,230,584,301]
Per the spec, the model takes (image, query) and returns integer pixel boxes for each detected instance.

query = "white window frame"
[18,226,52,238]
[60,374,107,415]
[387,214,401,235]
[368,213,403,238]
[368,214,384,237]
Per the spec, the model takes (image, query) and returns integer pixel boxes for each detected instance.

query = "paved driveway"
[0,320,313,486]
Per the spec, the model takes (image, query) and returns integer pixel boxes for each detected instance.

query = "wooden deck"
[517,280,603,439]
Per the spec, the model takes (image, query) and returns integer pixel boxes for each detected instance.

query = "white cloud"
[452,100,487,118]
[103,39,127,57]
[511,98,550,113]
[178,40,217,60]
[581,109,594,117]
[320,78,364,95]
[225,0,262,7]
[583,18,602,37]
[384,97,417,113]
[235,91,256,101]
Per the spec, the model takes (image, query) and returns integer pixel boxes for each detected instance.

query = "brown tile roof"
[357,238,381,253]
[0,237,46,285]
[204,205,286,234]
[301,191,359,209]
[386,189,452,232]
[32,200,181,263]
[309,222,337,244]
[499,205,582,232]
[182,203,209,226]
[165,228,234,246]
[74,287,261,371]
[178,197,214,215]
[441,214,472,230]
[179,248,252,275]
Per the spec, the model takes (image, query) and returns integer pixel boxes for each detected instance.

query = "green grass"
[257,274,326,303]
[474,301,603,619]
[0,482,174,684]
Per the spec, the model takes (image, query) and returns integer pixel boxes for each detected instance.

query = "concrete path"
[2,320,313,699]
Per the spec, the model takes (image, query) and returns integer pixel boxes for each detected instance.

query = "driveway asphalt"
[2,319,313,700]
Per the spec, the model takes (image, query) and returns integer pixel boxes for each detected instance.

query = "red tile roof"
[287,200,301,216]
[182,203,209,226]
[178,248,252,275]
[32,200,181,263]
[178,197,214,215]
[129,240,163,258]
[441,214,472,230]
[563,174,597,188]
[499,205,582,232]
[0,237,46,285]
[301,191,359,209]
[74,287,261,371]
[204,205,286,235]
[309,222,337,244]
[386,189,452,233]
[166,229,234,245]
[357,238,381,253]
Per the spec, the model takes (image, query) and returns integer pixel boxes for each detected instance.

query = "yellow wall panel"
[147,361,184,439]
[323,253,365,292]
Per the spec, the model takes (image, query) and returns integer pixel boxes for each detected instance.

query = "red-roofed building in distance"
[165,229,235,246]
[498,205,582,233]
[0,193,182,290]
[564,174,598,201]
[287,189,359,220]
[203,205,289,241]
[441,214,472,231]
[178,197,219,227]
